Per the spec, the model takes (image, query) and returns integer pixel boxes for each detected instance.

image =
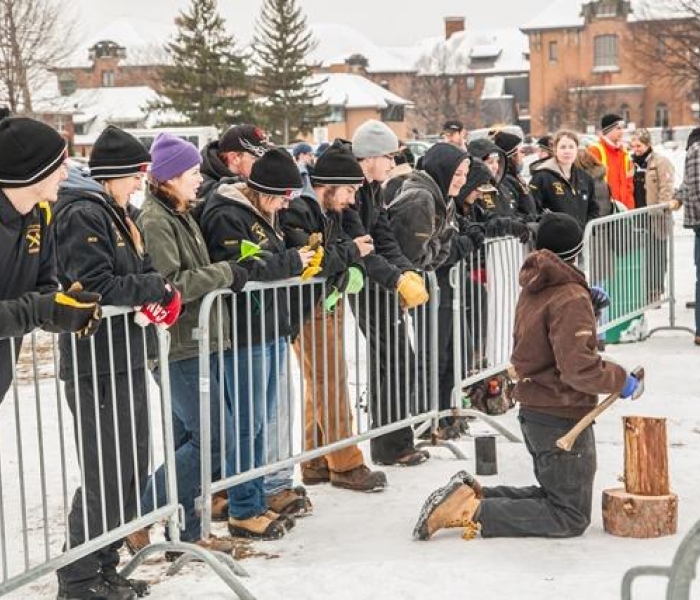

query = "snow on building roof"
[521,0,690,32]
[416,28,529,76]
[308,73,411,108]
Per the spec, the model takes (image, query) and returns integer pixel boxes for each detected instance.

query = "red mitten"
[135,284,182,329]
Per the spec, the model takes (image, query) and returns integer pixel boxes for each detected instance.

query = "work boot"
[164,534,237,562]
[301,459,330,485]
[211,490,229,522]
[413,470,482,541]
[375,449,430,467]
[265,509,296,531]
[57,576,136,600]
[266,488,313,517]
[330,465,387,492]
[102,567,150,598]
[228,512,286,540]
[124,528,150,556]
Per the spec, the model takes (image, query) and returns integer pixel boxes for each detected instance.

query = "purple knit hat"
[149,133,201,182]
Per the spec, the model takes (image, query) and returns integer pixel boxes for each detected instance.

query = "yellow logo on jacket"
[251,222,268,245]
[553,182,565,196]
[26,224,41,254]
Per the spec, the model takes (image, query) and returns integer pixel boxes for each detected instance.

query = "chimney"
[444,16,465,40]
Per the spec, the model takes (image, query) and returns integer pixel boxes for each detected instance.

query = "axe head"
[630,366,645,400]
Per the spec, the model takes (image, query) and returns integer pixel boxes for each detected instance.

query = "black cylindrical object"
[475,435,497,475]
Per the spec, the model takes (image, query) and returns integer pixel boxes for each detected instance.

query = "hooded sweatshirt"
[511,250,626,420]
[198,139,243,200]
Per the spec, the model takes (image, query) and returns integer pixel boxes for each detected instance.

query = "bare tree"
[541,77,609,133]
[0,0,77,114]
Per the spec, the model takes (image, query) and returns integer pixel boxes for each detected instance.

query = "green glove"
[324,287,343,313]
[345,266,365,294]
[237,239,271,263]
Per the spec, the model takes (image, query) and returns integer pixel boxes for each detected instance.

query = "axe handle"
[556,392,620,452]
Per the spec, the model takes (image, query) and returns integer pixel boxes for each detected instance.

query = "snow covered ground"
[6,219,700,600]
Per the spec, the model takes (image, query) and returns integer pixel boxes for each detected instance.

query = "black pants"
[477,411,596,538]
[0,337,22,404]
[351,285,417,463]
[57,369,150,586]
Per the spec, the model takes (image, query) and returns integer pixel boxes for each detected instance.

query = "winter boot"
[375,449,430,467]
[164,535,237,562]
[266,488,313,517]
[211,490,229,522]
[124,528,150,556]
[102,567,150,598]
[330,465,387,492]
[413,470,482,541]
[301,459,330,485]
[265,509,296,531]
[57,576,136,600]
[228,512,286,540]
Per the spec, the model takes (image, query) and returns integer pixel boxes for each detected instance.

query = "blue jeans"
[141,354,233,542]
[226,339,291,519]
[695,227,700,335]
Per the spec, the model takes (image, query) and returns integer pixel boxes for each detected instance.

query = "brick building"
[523,0,697,136]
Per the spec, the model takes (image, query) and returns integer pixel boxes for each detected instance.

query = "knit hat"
[315,142,331,158]
[149,133,202,183]
[443,119,464,133]
[220,124,269,157]
[293,142,313,158]
[351,119,399,159]
[535,212,584,262]
[492,130,523,157]
[89,125,151,180]
[601,113,624,134]
[311,139,364,185]
[536,135,553,154]
[0,117,67,188]
[248,148,303,197]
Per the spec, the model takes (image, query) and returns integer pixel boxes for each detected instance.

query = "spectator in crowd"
[414,212,636,542]
[294,142,316,198]
[315,142,330,159]
[280,139,387,492]
[576,149,613,217]
[383,145,416,203]
[536,135,553,161]
[342,119,430,467]
[0,117,100,402]
[588,114,634,210]
[198,124,269,198]
[198,148,313,538]
[529,130,599,228]
[492,130,538,220]
[676,127,700,344]
[131,133,249,556]
[53,126,177,599]
[442,119,468,151]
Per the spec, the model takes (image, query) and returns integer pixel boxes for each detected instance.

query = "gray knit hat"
[351,119,399,159]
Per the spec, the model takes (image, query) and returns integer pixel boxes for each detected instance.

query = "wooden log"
[602,488,678,538]
[623,416,669,496]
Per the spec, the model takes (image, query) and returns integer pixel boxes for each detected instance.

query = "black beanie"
[536,135,553,154]
[89,125,151,179]
[0,117,66,188]
[601,113,624,134]
[248,148,303,196]
[311,139,364,185]
[535,212,584,262]
[492,131,522,157]
[462,158,496,197]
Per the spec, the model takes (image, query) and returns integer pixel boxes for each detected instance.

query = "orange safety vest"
[589,141,634,209]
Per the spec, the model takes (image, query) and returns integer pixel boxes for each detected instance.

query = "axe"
[556,366,644,452]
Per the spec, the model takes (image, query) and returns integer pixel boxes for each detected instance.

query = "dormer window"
[596,1,618,17]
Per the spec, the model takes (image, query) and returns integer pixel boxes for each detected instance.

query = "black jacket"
[197,182,302,346]
[54,168,167,379]
[0,190,59,399]
[529,158,599,227]
[501,166,538,220]
[198,140,243,200]
[342,180,413,289]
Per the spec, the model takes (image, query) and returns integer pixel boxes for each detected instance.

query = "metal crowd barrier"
[195,273,440,542]
[0,307,250,599]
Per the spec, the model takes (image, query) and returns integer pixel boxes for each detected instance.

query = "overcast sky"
[74,0,554,46]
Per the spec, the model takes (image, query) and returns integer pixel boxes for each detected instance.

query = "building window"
[655,103,669,128]
[102,70,115,87]
[58,75,76,97]
[54,115,67,134]
[549,41,558,64]
[326,105,346,123]
[596,1,618,17]
[620,104,632,124]
[466,76,475,91]
[593,34,619,69]
[381,104,405,122]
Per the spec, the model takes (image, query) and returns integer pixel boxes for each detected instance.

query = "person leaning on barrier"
[414,213,638,542]
[0,117,102,403]
[491,130,538,221]
[198,148,313,540]
[342,119,430,467]
[53,126,179,600]
[130,133,250,558]
[279,138,388,493]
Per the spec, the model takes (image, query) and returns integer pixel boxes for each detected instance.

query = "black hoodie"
[198,139,243,200]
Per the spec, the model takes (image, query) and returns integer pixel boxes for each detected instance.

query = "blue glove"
[590,286,610,311]
[620,375,639,399]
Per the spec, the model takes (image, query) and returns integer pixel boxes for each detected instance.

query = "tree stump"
[624,416,669,496]
[602,488,678,538]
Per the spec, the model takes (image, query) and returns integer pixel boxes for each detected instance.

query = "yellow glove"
[396,272,429,309]
[301,246,324,280]
[307,232,323,250]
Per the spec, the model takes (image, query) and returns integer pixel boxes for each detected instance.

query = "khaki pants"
[294,303,364,473]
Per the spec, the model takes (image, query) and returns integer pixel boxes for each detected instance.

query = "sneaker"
[211,490,229,522]
[124,528,150,556]
[102,567,150,598]
[228,512,286,540]
[266,488,313,517]
[413,470,482,541]
[330,465,387,492]
[57,577,136,600]
[301,459,330,485]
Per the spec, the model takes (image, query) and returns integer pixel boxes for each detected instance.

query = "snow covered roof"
[522,0,691,32]
[415,28,529,76]
[308,73,411,108]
